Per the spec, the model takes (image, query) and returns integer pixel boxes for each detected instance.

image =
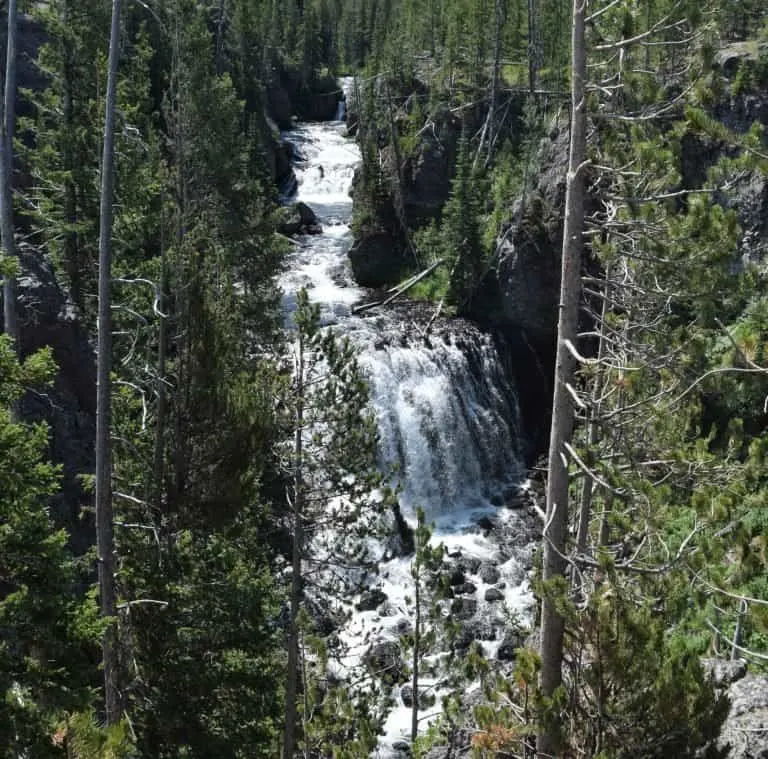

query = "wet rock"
[401,683,436,710]
[460,556,482,574]
[277,201,321,236]
[476,515,496,533]
[497,629,525,661]
[450,597,477,621]
[448,567,466,586]
[454,618,496,649]
[392,740,412,757]
[485,587,505,603]
[390,618,413,637]
[454,582,477,596]
[365,640,406,684]
[479,564,501,584]
[357,587,388,611]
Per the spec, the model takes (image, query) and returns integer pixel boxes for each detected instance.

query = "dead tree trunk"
[1,0,18,349]
[96,0,122,725]
[537,0,586,755]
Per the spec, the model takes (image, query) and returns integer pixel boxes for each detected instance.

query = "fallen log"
[353,258,445,315]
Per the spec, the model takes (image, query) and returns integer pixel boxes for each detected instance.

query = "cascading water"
[280,80,536,755]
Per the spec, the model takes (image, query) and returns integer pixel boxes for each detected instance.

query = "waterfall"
[279,102,534,756]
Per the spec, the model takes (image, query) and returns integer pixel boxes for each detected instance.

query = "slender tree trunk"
[152,194,167,508]
[61,0,82,311]
[537,0,586,755]
[411,566,420,743]
[96,0,122,726]
[527,0,541,92]
[1,0,18,349]
[283,331,305,759]
[575,266,610,557]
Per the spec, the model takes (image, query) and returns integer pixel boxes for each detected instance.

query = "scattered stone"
[391,618,413,637]
[497,630,525,661]
[485,587,505,603]
[364,640,406,684]
[356,587,388,611]
[476,515,496,533]
[392,740,412,756]
[479,564,501,584]
[454,618,496,649]
[450,597,478,621]
[460,556,482,574]
[448,567,466,586]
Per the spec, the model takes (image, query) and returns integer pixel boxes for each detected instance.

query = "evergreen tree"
[443,131,485,311]
[281,289,384,758]
[0,338,94,756]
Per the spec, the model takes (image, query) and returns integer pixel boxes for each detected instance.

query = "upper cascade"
[279,113,525,520]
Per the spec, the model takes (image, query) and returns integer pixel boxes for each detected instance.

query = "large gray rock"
[364,640,406,684]
[277,201,321,236]
[719,672,768,759]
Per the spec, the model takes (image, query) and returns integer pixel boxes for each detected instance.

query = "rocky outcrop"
[349,231,411,288]
[720,671,768,759]
[17,247,96,555]
[702,659,768,759]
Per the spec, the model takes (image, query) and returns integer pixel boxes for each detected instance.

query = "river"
[279,85,536,755]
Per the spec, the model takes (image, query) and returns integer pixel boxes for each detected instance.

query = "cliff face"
[16,248,96,554]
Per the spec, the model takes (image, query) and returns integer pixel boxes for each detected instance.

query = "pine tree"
[0,339,95,756]
[281,289,384,758]
[443,131,485,312]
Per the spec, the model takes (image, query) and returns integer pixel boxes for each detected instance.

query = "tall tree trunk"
[537,0,586,755]
[61,0,82,311]
[1,0,18,350]
[283,331,305,759]
[152,195,167,509]
[527,0,541,92]
[96,0,122,726]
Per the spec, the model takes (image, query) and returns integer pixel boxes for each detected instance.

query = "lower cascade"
[280,90,537,755]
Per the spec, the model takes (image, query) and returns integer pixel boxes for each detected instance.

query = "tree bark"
[283,330,305,759]
[1,0,18,350]
[96,0,122,726]
[411,562,420,743]
[537,0,586,755]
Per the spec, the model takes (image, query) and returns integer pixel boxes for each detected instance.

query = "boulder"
[357,587,388,612]
[485,587,505,603]
[497,629,525,661]
[479,564,501,584]
[277,201,321,236]
[454,618,496,650]
[450,596,477,621]
[365,640,406,684]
